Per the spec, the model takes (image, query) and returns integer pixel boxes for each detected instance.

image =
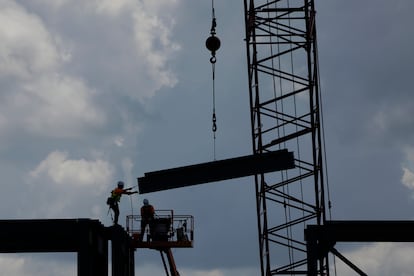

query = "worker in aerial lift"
[107,181,137,225]
[140,198,155,240]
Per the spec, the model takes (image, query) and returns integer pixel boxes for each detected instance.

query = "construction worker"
[140,198,155,240]
[108,181,137,225]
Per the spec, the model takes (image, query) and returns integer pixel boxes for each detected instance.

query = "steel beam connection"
[0,219,135,276]
[305,220,414,276]
[306,220,414,243]
[0,219,108,276]
[138,150,295,194]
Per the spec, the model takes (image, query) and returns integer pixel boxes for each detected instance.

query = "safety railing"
[126,210,194,248]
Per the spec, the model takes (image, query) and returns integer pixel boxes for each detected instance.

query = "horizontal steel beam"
[0,219,109,276]
[138,150,295,194]
[305,220,414,276]
[305,220,414,242]
[0,219,105,253]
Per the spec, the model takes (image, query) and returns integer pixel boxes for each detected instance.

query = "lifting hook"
[206,18,220,63]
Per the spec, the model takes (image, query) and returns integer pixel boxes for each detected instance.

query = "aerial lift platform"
[126,210,194,276]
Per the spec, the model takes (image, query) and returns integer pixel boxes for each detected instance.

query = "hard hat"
[143,199,149,205]
[117,181,124,188]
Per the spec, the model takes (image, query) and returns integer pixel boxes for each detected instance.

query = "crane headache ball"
[206,35,221,60]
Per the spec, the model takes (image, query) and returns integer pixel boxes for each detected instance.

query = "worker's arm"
[123,189,138,195]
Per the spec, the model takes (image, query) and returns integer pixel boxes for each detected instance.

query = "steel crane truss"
[244,0,327,274]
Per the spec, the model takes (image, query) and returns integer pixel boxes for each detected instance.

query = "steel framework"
[243,0,328,274]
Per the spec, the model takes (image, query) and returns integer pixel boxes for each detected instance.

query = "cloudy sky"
[1,0,414,275]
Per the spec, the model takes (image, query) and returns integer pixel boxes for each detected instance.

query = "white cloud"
[29,0,69,9]
[26,150,114,218]
[94,0,136,16]
[0,254,75,276]
[401,147,414,190]
[333,243,414,275]
[402,168,414,190]
[371,102,414,138]
[37,0,181,100]
[0,255,25,275]
[1,78,104,138]
[179,268,258,276]
[135,263,258,276]
[0,0,105,139]
[26,0,181,101]
[129,1,181,99]
[114,136,125,147]
[30,150,113,191]
[21,74,105,138]
[0,1,60,79]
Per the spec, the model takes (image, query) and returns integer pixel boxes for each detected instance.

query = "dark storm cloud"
[317,0,414,221]
[318,0,414,146]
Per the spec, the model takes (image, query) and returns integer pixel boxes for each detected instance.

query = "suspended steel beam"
[138,150,294,194]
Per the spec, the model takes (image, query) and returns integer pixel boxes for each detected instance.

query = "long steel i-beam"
[137,150,295,194]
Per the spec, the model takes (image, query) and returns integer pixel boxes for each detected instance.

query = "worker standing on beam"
[108,181,137,225]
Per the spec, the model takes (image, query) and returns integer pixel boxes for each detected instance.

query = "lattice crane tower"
[243,0,330,274]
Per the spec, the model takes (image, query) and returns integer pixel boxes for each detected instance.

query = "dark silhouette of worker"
[140,198,155,240]
[108,181,137,225]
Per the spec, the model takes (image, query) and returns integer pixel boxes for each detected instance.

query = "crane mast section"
[244,0,328,275]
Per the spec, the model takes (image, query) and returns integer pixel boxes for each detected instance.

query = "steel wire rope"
[314,30,333,222]
[266,0,296,268]
[283,1,311,266]
[209,0,218,160]
[285,0,307,230]
[212,61,217,160]
[129,193,134,217]
[264,1,333,273]
[273,4,296,269]
[303,2,336,274]
[282,0,306,269]
[302,2,336,273]
[313,15,337,276]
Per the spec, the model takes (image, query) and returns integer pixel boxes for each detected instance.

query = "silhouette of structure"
[305,221,414,275]
[0,218,193,276]
[0,219,133,276]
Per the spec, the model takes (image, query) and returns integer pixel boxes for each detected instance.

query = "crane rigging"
[139,0,330,275]
[135,2,414,275]
[205,0,221,160]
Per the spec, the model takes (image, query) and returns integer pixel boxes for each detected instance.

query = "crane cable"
[206,0,220,160]
[314,26,337,275]
[212,53,217,159]
[265,0,295,265]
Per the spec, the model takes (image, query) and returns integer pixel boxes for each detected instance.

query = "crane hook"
[206,18,221,64]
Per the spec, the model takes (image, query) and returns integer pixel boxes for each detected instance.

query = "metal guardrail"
[126,210,194,248]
